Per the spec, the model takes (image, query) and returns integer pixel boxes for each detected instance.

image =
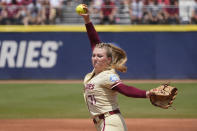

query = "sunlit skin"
[92,47,112,75]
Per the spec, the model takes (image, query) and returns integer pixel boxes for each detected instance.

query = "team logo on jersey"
[85,83,95,90]
[110,74,119,82]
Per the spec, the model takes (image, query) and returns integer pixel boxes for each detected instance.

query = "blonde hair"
[95,43,127,72]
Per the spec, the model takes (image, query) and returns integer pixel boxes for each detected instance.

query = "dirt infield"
[0,118,196,131]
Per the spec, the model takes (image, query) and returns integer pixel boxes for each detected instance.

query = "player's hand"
[80,4,91,24]
[79,4,89,16]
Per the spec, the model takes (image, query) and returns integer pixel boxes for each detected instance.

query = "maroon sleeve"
[85,22,101,51]
[113,83,147,98]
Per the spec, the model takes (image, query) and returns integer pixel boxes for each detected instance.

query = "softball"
[76,4,86,15]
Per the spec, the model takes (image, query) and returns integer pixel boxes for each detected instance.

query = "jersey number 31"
[88,95,96,105]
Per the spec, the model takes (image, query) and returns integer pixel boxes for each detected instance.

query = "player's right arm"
[81,4,101,50]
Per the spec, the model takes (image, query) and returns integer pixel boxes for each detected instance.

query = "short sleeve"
[100,73,121,89]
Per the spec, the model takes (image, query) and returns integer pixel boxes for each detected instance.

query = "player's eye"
[97,54,103,58]
[92,54,96,57]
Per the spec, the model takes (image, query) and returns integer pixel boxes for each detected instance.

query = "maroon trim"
[110,81,122,89]
[113,83,147,98]
[98,109,120,119]
[93,109,120,124]
[102,119,105,131]
[85,22,101,51]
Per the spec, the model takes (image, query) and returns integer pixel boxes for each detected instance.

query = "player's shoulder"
[98,69,120,88]
[101,69,120,81]
[84,70,94,84]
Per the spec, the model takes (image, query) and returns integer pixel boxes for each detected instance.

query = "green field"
[0,82,196,119]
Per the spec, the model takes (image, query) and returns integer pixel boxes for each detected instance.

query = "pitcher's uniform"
[83,21,147,131]
[84,68,127,131]
[83,22,128,131]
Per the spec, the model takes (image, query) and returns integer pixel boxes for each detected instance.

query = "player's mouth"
[93,62,98,67]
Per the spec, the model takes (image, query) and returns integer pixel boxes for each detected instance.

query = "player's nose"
[92,57,97,64]
[93,56,99,61]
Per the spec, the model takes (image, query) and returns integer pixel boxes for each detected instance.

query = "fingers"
[82,4,88,9]
[80,4,89,16]
[78,4,91,24]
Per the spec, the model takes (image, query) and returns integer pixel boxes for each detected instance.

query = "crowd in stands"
[89,0,197,24]
[0,0,197,25]
[191,0,197,24]
[128,0,180,24]
[0,0,64,25]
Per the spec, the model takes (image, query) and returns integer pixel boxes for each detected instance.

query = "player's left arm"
[113,83,149,98]
[104,73,149,98]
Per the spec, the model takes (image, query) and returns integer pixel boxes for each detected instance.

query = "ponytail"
[95,43,127,72]
[109,44,127,72]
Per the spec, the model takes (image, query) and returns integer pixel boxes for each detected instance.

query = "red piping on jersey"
[111,81,122,89]
[113,83,147,98]
[102,119,105,131]
[85,94,92,114]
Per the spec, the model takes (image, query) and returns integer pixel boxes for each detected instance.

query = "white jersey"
[83,68,121,117]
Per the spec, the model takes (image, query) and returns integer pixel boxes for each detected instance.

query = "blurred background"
[0,0,197,25]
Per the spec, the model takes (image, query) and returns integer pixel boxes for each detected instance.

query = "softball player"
[81,5,151,131]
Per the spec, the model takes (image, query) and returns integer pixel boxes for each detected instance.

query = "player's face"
[92,47,111,74]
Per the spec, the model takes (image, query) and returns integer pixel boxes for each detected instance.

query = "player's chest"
[84,76,105,94]
[84,80,100,93]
